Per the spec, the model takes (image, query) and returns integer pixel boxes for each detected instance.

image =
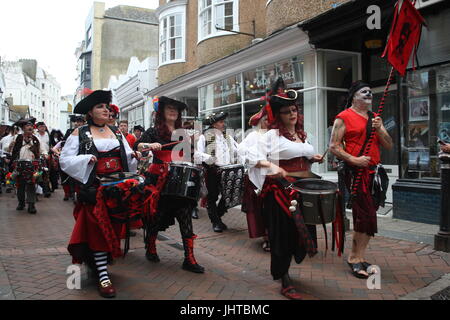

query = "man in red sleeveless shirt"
[330,81,393,279]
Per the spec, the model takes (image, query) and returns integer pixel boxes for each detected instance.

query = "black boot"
[145,233,160,262]
[28,203,37,214]
[16,202,25,210]
[182,236,204,273]
[207,206,222,232]
[191,207,199,219]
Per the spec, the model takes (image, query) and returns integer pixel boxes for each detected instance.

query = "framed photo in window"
[408,148,429,171]
[408,122,429,148]
[437,66,450,93]
[409,96,430,122]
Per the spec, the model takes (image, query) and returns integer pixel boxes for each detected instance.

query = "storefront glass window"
[322,51,357,89]
[199,104,243,142]
[243,55,306,100]
[400,64,450,179]
[199,75,241,111]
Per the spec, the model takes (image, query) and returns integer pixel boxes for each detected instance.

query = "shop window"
[322,52,356,89]
[243,55,307,101]
[199,104,243,141]
[198,0,239,42]
[199,75,241,111]
[159,12,185,65]
[400,64,450,179]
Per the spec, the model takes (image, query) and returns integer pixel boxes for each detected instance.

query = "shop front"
[392,4,450,224]
[147,25,362,178]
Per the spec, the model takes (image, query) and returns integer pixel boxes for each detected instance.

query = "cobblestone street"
[1,189,450,300]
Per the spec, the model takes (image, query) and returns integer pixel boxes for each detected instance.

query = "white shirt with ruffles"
[248,129,315,190]
[60,133,138,185]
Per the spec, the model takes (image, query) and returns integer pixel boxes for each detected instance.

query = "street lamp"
[435,150,450,252]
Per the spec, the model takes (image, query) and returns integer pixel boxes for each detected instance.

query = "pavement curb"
[399,273,450,300]
[0,259,15,300]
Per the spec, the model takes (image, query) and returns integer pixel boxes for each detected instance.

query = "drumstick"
[140,141,181,152]
[321,148,329,160]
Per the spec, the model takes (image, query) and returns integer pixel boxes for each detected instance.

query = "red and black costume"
[137,96,204,273]
[60,90,140,298]
[336,108,381,236]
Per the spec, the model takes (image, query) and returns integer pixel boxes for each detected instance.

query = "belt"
[97,157,123,175]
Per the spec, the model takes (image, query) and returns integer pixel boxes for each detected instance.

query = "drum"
[292,178,338,225]
[14,160,40,183]
[162,163,202,202]
[217,164,245,209]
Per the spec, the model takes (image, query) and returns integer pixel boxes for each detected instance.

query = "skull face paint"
[352,86,373,108]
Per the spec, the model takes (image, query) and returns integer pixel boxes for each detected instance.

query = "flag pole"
[350,67,396,198]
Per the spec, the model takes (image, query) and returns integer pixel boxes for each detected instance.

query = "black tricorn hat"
[73,90,112,115]
[157,96,187,112]
[203,111,229,126]
[69,115,85,122]
[268,78,299,112]
[14,117,36,128]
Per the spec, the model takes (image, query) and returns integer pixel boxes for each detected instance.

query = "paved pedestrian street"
[1,189,450,301]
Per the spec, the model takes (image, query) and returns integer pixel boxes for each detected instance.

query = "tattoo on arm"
[329,119,353,162]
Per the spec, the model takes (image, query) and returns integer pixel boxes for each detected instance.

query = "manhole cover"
[431,286,450,300]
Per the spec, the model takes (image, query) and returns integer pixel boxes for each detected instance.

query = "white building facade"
[36,67,61,130]
[109,56,158,130]
[1,60,63,130]
[0,66,9,125]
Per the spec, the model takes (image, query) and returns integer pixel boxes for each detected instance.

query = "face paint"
[353,87,372,107]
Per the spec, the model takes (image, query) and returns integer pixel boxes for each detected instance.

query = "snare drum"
[291,178,338,225]
[161,163,202,202]
[217,164,245,209]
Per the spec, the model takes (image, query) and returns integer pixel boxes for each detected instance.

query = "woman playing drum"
[253,78,324,300]
[60,90,140,298]
[136,96,204,274]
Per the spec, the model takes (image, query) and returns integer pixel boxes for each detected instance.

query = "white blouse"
[194,130,240,166]
[60,134,138,184]
[248,129,315,190]
[237,130,268,191]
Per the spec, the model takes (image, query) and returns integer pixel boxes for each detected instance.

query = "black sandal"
[347,262,369,279]
[361,261,376,274]
[262,240,271,252]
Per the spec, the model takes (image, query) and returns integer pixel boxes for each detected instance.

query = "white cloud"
[0,0,159,96]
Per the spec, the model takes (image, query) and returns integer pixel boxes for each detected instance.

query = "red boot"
[145,233,160,262]
[182,235,205,273]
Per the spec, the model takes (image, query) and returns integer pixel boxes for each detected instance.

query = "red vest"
[336,108,380,166]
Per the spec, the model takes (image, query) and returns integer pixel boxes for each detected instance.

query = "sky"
[0,0,159,96]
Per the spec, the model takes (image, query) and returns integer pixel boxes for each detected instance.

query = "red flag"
[382,0,426,76]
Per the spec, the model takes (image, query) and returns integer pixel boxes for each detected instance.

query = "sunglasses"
[279,107,298,115]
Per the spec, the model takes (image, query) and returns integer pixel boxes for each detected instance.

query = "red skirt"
[242,175,266,239]
[68,202,142,264]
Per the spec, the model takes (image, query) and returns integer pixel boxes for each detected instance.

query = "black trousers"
[204,165,227,224]
[17,180,36,204]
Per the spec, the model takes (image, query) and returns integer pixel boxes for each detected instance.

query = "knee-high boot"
[182,235,205,273]
[145,233,160,262]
